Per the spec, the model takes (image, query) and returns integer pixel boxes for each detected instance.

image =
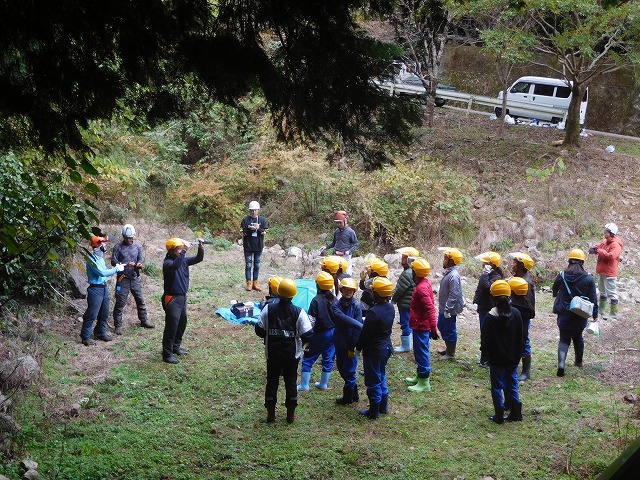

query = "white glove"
[472,303,478,311]
[483,264,492,274]
[115,263,125,272]
[444,311,451,318]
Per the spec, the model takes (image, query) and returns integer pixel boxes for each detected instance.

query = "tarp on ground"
[215,279,317,325]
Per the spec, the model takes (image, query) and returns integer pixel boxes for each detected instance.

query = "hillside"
[1,108,640,479]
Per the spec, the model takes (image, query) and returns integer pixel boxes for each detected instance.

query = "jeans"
[162,294,187,359]
[412,330,432,376]
[522,318,532,356]
[437,312,458,344]
[597,274,618,302]
[244,251,263,281]
[81,285,110,340]
[489,364,520,411]
[363,347,391,403]
[398,307,412,336]
[113,276,148,326]
[301,328,335,373]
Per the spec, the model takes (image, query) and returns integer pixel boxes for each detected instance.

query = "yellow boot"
[245,280,252,291]
[252,280,262,292]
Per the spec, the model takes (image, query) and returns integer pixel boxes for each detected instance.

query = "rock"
[0,413,20,434]
[65,252,90,298]
[0,356,40,389]
[21,459,38,471]
[286,246,303,259]
[383,253,402,266]
[68,404,82,417]
[0,475,11,480]
[23,470,39,480]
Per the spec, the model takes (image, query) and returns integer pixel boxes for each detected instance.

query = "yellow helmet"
[568,248,586,262]
[438,247,463,265]
[371,277,394,297]
[315,272,335,291]
[475,251,502,268]
[319,258,326,269]
[508,277,529,296]
[364,255,379,267]
[323,256,341,274]
[509,252,535,271]
[268,276,283,292]
[166,238,188,251]
[277,278,298,299]
[396,246,420,258]
[339,277,358,291]
[490,279,511,297]
[411,258,432,278]
[370,260,389,277]
[339,258,348,273]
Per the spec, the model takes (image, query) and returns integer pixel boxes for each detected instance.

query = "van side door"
[531,82,556,108]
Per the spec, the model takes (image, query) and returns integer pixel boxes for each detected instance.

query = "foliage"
[527,155,565,211]
[0,151,98,305]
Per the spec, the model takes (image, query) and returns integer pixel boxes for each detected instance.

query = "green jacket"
[392,266,415,310]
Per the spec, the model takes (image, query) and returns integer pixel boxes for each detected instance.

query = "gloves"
[347,349,356,359]
[430,330,439,341]
[472,303,478,311]
[483,264,492,274]
[360,270,367,281]
[197,238,205,246]
[115,263,125,272]
[444,311,451,318]
[325,291,336,303]
[319,246,326,255]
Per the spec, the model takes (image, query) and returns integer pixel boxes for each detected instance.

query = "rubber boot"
[557,343,568,377]
[266,403,276,423]
[335,386,354,405]
[478,352,489,368]
[518,356,531,381]
[407,375,432,393]
[353,384,360,402]
[437,341,448,356]
[599,297,608,315]
[140,319,155,329]
[489,405,504,424]
[379,395,388,414]
[394,335,412,353]
[359,400,380,419]
[252,280,262,292]
[405,376,418,386]
[245,280,253,291]
[114,324,123,335]
[574,343,584,368]
[315,371,331,390]
[441,342,456,360]
[610,300,619,318]
[286,404,296,424]
[505,401,523,422]
[297,371,311,391]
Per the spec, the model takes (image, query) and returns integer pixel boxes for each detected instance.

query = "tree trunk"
[499,90,508,137]
[563,85,585,147]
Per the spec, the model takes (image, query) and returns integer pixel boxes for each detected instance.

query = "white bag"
[586,321,599,336]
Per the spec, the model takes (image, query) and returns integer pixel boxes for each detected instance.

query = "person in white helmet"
[111,224,154,334]
[241,201,269,292]
[589,223,623,318]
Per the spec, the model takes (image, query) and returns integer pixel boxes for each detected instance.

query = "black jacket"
[480,307,524,367]
[552,270,598,318]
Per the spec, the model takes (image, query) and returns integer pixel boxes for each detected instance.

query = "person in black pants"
[161,237,204,364]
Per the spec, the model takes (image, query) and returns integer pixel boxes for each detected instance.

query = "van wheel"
[434,97,446,107]
[495,107,503,118]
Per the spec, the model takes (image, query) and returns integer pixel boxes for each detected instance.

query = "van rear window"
[556,86,571,98]
[534,84,555,96]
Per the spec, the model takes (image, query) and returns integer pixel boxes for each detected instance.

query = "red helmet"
[335,211,348,222]
[90,236,109,247]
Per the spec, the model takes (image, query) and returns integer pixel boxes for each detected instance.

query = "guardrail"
[376,80,569,121]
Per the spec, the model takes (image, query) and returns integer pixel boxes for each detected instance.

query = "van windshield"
[510,82,531,94]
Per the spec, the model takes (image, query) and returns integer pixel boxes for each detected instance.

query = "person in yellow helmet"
[261,276,283,310]
[360,259,388,315]
[509,252,536,381]
[473,251,504,367]
[551,249,598,377]
[480,280,524,424]
[161,238,205,364]
[391,247,420,353]
[436,248,465,360]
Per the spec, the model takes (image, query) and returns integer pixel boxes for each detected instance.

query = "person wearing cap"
[472,251,504,367]
[589,223,623,318]
[480,280,524,424]
[326,277,363,406]
[161,237,205,364]
[111,224,154,334]
[391,247,419,353]
[436,248,465,360]
[81,235,125,346]
[552,249,598,377]
[356,277,395,419]
[241,201,269,292]
[510,252,536,381]
[297,272,336,392]
[321,211,359,275]
[405,258,439,392]
[255,278,313,424]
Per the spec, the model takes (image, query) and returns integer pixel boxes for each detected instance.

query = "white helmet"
[248,201,260,210]
[604,223,618,235]
[122,224,136,238]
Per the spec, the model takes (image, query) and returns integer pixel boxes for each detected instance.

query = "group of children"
[254,246,539,424]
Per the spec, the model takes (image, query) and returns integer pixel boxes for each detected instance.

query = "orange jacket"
[594,236,623,277]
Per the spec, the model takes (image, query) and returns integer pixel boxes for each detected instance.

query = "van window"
[556,86,571,98]
[510,82,531,94]
[533,83,555,96]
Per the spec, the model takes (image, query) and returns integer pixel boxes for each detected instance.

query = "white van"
[495,76,588,124]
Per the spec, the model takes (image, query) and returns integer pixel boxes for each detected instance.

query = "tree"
[523,0,640,146]
[388,0,455,127]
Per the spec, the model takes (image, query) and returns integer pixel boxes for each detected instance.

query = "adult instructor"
[321,210,359,276]
[241,201,269,292]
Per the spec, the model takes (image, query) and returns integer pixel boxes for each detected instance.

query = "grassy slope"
[3,109,640,480]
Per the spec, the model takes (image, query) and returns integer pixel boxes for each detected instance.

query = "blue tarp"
[215,278,317,325]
